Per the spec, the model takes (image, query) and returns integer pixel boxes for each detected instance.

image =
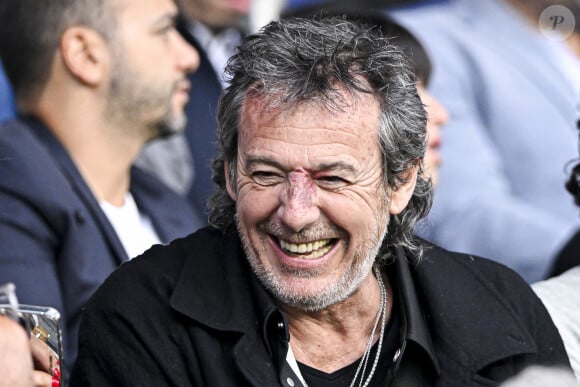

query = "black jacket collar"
[170,228,273,333]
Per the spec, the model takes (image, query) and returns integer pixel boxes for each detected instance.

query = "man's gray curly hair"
[208,16,432,261]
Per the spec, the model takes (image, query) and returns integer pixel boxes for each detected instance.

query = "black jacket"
[71,227,570,386]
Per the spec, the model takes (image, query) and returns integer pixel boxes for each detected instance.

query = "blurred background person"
[0,0,202,374]
[501,366,579,386]
[175,0,252,87]
[137,0,257,221]
[390,0,580,283]
[533,264,580,379]
[283,0,426,12]
[532,141,580,379]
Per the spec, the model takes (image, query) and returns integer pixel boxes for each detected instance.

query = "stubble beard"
[153,106,187,140]
[237,204,390,312]
[105,55,186,142]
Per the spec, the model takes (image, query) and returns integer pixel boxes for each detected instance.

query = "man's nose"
[174,32,200,74]
[429,95,449,127]
[277,173,320,232]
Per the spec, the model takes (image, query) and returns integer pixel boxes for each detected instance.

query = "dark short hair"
[209,16,432,260]
[0,0,114,102]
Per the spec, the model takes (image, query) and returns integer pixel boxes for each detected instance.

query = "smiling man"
[72,17,570,386]
[0,0,202,375]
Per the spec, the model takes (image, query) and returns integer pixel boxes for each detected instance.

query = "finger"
[32,370,53,387]
[29,335,54,373]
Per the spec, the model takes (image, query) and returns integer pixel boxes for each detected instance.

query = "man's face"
[228,91,397,312]
[105,0,200,141]
[417,83,448,187]
[177,0,252,29]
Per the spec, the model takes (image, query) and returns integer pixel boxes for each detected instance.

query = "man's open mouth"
[278,238,337,259]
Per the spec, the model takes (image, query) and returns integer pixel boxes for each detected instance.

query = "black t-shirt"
[297,296,401,387]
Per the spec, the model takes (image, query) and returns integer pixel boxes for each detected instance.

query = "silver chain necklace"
[349,265,388,387]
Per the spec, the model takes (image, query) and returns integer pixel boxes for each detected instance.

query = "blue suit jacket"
[392,0,579,282]
[183,33,222,219]
[0,117,202,373]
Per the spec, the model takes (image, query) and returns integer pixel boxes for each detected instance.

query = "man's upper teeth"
[280,239,331,253]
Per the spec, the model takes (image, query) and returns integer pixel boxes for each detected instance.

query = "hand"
[0,315,33,387]
[0,315,60,387]
[30,334,59,387]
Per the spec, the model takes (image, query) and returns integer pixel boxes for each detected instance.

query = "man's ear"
[389,162,418,215]
[224,160,237,201]
[60,27,109,86]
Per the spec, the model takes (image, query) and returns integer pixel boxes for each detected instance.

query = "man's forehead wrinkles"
[250,123,359,133]
[243,153,357,173]
[243,129,364,150]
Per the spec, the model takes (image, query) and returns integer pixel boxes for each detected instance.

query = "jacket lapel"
[169,228,280,386]
[27,118,129,264]
[130,166,202,243]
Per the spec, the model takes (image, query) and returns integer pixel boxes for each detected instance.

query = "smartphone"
[0,283,64,383]
[19,305,63,361]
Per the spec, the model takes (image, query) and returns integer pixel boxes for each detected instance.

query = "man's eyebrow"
[315,162,357,175]
[244,158,356,174]
[244,157,284,170]
[151,12,178,29]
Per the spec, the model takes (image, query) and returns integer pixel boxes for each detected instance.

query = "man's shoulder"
[423,240,523,276]
[0,118,49,167]
[0,118,74,201]
[412,240,571,374]
[416,240,551,337]
[416,242,539,315]
[87,227,232,305]
[114,226,225,272]
[419,240,532,296]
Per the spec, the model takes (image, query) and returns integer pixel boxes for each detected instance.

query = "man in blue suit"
[0,0,202,375]
[392,0,580,282]
[137,0,252,221]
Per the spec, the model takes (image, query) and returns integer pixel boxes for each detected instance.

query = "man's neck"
[283,270,393,373]
[37,101,144,206]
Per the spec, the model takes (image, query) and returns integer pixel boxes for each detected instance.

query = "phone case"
[0,303,64,375]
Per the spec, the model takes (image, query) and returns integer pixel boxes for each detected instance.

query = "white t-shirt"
[532,267,580,380]
[100,193,161,259]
